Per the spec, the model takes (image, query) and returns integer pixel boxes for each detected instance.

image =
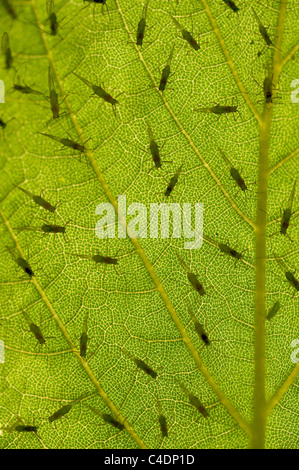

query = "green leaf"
[0,0,298,449]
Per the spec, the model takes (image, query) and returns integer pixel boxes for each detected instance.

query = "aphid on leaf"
[135,0,150,47]
[102,413,124,430]
[0,116,15,138]
[194,100,241,120]
[219,243,243,261]
[21,310,46,346]
[46,0,60,36]
[73,72,120,116]
[80,312,89,359]
[164,163,183,197]
[85,403,124,431]
[262,76,274,106]
[2,417,38,434]
[177,252,206,296]
[274,254,299,295]
[121,348,157,379]
[71,251,119,274]
[169,14,200,51]
[48,404,72,423]
[1,32,13,70]
[266,301,280,321]
[0,117,14,129]
[252,6,280,57]
[2,0,17,18]
[46,0,77,37]
[280,181,297,238]
[187,306,210,346]
[252,65,279,108]
[272,181,297,241]
[219,148,249,195]
[252,8,273,47]
[37,131,91,159]
[159,44,175,93]
[28,0,75,39]
[46,67,68,126]
[222,0,240,13]
[15,220,70,243]
[12,82,43,95]
[15,424,38,433]
[285,272,299,293]
[204,233,246,266]
[177,382,209,418]
[6,246,34,279]
[156,400,168,438]
[48,391,94,423]
[12,66,44,96]
[14,184,58,213]
[146,121,172,173]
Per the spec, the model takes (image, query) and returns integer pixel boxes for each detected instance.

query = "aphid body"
[73,72,119,114]
[14,184,57,213]
[41,223,66,235]
[158,414,168,437]
[3,418,38,433]
[102,413,124,430]
[122,348,157,379]
[0,118,7,129]
[194,104,239,117]
[274,254,299,295]
[46,67,67,125]
[280,181,296,237]
[0,117,14,134]
[15,425,38,433]
[156,400,168,438]
[266,301,280,321]
[72,252,118,266]
[48,404,72,423]
[285,271,299,292]
[164,164,183,197]
[252,7,273,47]
[178,382,209,418]
[159,44,175,93]
[47,0,59,36]
[85,403,124,431]
[38,132,88,156]
[22,310,46,346]
[6,246,34,279]
[169,14,200,51]
[136,0,150,47]
[147,122,161,169]
[263,75,273,104]
[48,391,93,423]
[177,253,206,296]
[230,168,248,192]
[15,222,69,243]
[223,0,239,13]
[188,306,210,346]
[13,84,43,95]
[1,32,13,69]
[219,148,248,193]
[134,358,157,379]
[3,0,17,18]
[80,312,89,358]
[218,243,242,260]
[188,393,209,418]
